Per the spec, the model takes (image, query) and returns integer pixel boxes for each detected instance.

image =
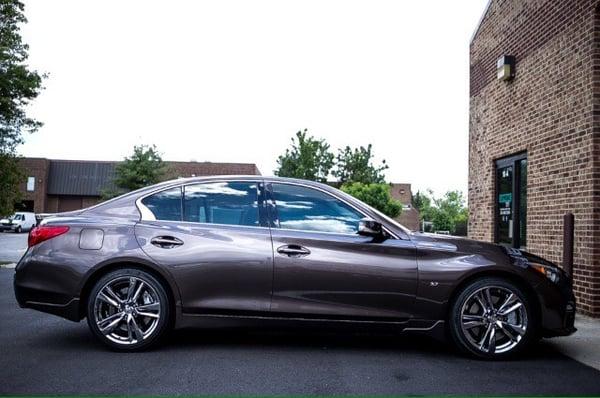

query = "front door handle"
[151,236,183,249]
[277,244,311,257]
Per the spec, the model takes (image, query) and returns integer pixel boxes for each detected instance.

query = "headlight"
[530,263,561,284]
[503,247,563,284]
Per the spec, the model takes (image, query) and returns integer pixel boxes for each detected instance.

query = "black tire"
[449,277,537,360]
[15,226,21,233]
[86,268,171,351]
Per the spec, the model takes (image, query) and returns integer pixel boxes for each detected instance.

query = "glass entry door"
[495,153,527,248]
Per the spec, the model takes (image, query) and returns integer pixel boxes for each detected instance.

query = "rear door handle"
[277,244,311,257]
[151,236,183,249]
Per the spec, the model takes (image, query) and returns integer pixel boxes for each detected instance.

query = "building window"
[26,177,35,192]
[495,153,527,248]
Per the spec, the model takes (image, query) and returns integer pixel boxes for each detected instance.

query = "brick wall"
[389,183,420,231]
[16,158,49,214]
[469,0,600,316]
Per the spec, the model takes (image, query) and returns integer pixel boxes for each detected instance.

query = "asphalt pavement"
[1,270,600,395]
[0,231,27,263]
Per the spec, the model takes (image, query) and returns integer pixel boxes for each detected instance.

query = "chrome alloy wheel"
[93,276,161,345]
[460,285,528,354]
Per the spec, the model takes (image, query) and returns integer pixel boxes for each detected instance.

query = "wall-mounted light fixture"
[497,55,515,81]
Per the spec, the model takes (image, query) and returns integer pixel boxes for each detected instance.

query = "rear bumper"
[13,266,81,322]
[14,273,81,322]
[15,283,80,322]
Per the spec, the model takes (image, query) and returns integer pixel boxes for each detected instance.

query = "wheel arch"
[446,269,542,329]
[78,258,180,326]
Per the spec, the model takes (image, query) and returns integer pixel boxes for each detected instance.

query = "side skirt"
[177,311,446,341]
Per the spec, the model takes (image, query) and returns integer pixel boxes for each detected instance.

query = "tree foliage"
[0,153,22,215]
[341,182,402,218]
[333,144,388,184]
[275,129,334,182]
[413,189,468,235]
[0,0,45,215]
[103,145,166,198]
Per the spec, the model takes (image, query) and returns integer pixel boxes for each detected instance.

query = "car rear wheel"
[86,268,170,351]
[449,277,536,359]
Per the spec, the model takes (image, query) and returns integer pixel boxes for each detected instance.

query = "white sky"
[19,0,489,196]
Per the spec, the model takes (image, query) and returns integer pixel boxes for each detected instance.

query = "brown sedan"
[14,176,576,359]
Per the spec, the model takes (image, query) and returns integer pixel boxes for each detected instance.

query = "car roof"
[138,175,333,191]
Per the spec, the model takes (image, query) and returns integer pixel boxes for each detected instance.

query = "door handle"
[277,244,311,257]
[151,236,183,249]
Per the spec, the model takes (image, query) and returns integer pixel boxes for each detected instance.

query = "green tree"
[104,145,166,198]
[341,182,402,218]
[412,189,434,221]
[332,144,388,184]
[0,0,45,215]
[433,191,466,229]
[0,154,22,215]
[275,129,334,182]
[413,189,468,235]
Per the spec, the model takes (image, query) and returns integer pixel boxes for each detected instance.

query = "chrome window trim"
[267,180,401,240]
[139,218,271,232]
[135,177,402,240]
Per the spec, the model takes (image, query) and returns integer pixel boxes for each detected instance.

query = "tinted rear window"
[184,182,259,226]
[141,187,182,221]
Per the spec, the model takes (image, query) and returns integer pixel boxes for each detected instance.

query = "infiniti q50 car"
[14,176,576,359]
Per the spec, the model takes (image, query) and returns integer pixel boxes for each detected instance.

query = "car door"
[135,179,274,314]
[267,181,418,320]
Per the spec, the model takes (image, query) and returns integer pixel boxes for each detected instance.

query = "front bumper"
[536,276,577,338]
[0,224,16,231]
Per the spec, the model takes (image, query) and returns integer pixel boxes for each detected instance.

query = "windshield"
[9,214,22,221]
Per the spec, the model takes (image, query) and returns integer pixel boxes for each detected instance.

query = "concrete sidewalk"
[549,315,600,371]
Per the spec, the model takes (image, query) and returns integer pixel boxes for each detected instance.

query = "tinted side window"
[272,183,363,234]
[184,182,259,226]
[141,187,182,221]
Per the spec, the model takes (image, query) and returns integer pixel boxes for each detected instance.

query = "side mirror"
[358,218,384,238]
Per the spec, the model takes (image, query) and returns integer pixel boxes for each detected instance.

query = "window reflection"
[184,182,258,226]
[141,187,182,221]
[272,184,363,234]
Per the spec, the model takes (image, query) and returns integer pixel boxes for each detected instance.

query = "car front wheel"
[86,268,170,351]
[449,277,536,359]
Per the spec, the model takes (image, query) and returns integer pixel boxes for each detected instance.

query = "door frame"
[494,151,527,248]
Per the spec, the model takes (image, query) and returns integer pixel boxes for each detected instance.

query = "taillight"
[28,225,70,247]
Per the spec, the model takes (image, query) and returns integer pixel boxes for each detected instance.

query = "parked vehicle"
[0,212,36,233]
[14,176,576,359]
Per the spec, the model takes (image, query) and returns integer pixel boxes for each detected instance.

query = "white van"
[0,212,37,233]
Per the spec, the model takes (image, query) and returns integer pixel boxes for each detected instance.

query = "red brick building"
[389,183,420,232]
[469,0,600,316]
[16,158,261,214]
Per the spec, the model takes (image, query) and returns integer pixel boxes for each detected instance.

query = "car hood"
[409,232,505,256]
